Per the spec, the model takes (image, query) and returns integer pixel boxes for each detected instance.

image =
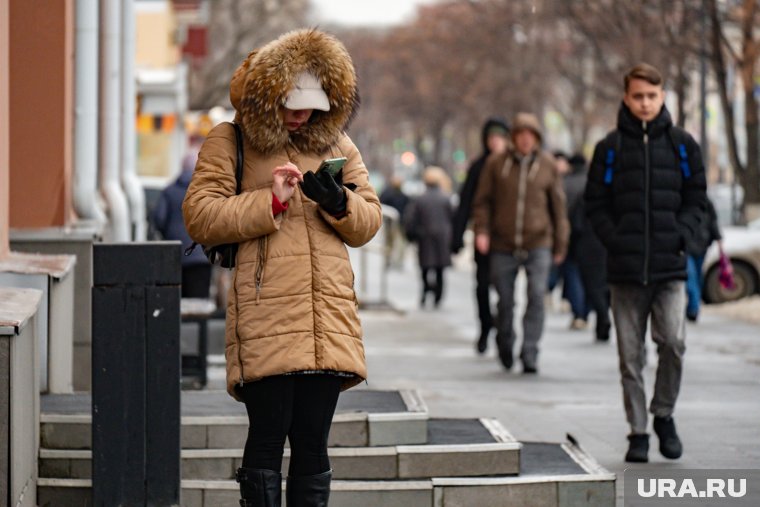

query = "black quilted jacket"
[584,104,706,285]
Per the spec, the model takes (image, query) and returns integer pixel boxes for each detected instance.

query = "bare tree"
[709,0,760,210]
[188,0,308,109]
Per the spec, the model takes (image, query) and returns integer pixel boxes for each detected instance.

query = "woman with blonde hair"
[404,166,453,308]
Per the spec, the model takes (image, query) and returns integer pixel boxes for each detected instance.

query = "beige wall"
[136,2,179,68]
[9,0,73,228]
[0,0,8,258]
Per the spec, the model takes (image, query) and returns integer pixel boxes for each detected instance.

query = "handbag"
[185,122,244,269]
[718,247,735,290]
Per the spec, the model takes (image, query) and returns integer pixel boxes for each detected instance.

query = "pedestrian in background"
[151,140,212,298]
[585,63,706,463]
[379,175,410,268]
[548,151,590,330]
[452,117,509,353]
[568,153,612,342]
[685,196,722,322]
[405,166,453,309]
[183,29,382,506]
[472,113,569,374]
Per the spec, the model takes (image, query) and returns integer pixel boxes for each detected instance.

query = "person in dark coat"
[568,154,611,342]
[405,166,454,308]
[151,144,212,298]
[451,117,509,352]
[685,196,722,321]
[380,176,411,268]
[551,152,591,329]
[584,63,707,464]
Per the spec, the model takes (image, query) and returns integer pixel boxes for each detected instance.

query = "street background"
[201,237,760,506]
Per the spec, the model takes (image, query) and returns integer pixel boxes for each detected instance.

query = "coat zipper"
[238,235,268,388]
[515,155,530,250]
[254,236,268,304]
[643,121,650,286]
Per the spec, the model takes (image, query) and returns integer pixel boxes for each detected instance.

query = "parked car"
[702,218,760,303]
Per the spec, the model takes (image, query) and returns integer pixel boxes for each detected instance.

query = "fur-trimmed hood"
[229,29,360,155]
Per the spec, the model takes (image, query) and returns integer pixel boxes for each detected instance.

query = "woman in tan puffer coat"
[182,29,381,507]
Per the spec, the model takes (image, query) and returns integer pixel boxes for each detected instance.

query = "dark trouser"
[561,260,588,319]
[421,267,445,305]
[490,248,552,367]
[610,281,686,434]
[474,250,493,335]
[182,264,212,298]
[578,265,611,339]
[239,374,342,476]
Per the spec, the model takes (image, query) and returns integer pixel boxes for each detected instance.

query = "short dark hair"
[624,63,664,91]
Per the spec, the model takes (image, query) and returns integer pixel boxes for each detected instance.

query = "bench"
[180,298,217,388]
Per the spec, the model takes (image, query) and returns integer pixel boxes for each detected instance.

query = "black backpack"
[602,126,694,186]
[185,122,244,269]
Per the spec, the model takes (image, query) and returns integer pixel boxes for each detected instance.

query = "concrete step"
[40,418,520,481]
[37,440,615,507]
[40,388,428,450]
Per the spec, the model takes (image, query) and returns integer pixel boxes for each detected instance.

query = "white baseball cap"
[285,71,330,112]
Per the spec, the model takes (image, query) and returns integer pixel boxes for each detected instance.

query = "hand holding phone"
[300,163,347,216]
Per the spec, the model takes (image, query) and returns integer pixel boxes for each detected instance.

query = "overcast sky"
[309,0,439,27]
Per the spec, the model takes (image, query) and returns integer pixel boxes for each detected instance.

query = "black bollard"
[92,242,181,506]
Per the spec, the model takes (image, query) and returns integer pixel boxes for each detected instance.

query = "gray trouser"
[491,248,552,366]
[610,281,686,434]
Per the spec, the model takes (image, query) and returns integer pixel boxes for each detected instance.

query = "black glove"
[300,169,347,216]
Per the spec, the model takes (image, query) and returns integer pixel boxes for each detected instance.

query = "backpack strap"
[603,131,621,186]
[232,122,244,193]
[667,126,692,179]
[185,122,244,257]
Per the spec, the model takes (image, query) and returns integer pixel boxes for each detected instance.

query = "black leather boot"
[625,434,649,463]
[236,467,282,507]
[286,470,332,507]
[653,416,683,459]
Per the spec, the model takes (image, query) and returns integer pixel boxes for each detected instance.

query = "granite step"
[40,388,428,450]
[40,418,520,481]
[37,440,615,507]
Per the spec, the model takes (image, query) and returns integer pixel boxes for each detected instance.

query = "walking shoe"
[686,312,698,322]
[498,348,513,370]
[476,328,489,354]
[625,434,649,463]
[522,363,538,374]
[570,318,588,330]
[653,416,683,459]
[595,322,611,342]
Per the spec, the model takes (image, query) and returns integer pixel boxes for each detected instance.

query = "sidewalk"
[355,247,760,506]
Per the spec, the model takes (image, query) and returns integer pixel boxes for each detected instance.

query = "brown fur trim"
[229,29,360,155]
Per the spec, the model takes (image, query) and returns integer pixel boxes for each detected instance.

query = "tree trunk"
[739,0,760,205]
[708,0,745,186]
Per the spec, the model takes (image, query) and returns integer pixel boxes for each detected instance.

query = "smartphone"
[315,157,347,178]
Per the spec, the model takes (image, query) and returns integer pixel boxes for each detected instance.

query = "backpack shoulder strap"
[185,123,243,258]
[667,125,692,179]
[232,122,244,194]
[603,130,621,186]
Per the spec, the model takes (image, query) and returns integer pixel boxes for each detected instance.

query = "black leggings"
[238,374,342,477]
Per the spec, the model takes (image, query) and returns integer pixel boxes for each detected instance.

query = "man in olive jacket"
[584,64,707,464]
[472,113,569,374]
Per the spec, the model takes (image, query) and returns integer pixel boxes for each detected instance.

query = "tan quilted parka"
[182,29,382,399]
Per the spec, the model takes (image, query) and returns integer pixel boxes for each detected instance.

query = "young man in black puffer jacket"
[584,64,707,464]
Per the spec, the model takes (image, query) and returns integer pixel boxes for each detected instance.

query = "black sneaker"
[653,416,683,459]
[522,361,538,374]
[498,349,513,370]
[625,434,649,463]
[476,328,489,354]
